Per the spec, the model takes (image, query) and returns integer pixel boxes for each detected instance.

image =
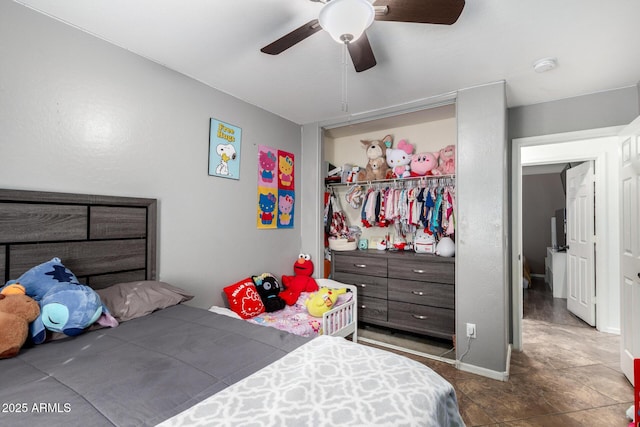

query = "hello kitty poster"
[257,145,295,229]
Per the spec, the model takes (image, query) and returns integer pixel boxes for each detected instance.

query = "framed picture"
[257,145,295,229]
[209,118,242,179]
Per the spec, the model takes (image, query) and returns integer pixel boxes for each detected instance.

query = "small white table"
[545,247,567,298]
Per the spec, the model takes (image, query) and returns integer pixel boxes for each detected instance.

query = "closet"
[323,104,457,355]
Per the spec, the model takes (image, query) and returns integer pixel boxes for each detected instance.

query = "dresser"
[331,249,455,340]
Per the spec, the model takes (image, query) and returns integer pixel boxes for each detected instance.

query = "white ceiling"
[13,0,640,125]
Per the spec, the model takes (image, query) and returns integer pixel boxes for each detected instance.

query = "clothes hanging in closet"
[358,180,456,240]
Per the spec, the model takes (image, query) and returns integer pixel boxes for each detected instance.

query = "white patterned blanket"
[157,335,465,427]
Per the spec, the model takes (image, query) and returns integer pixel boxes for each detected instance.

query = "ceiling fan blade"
[260,19,322,55]
[348,32,377,72]
[373,0,465,25]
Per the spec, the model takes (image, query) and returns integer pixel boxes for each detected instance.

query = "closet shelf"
[326,174,455,188]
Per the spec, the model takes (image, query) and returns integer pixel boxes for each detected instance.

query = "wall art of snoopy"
[209,118,242,180]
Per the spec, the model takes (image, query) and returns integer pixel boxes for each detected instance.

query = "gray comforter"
[0,304,310,427]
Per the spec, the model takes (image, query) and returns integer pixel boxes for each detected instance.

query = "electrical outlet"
[466,323,476,338]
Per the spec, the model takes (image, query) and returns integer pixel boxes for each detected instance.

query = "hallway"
[407,276,634,426]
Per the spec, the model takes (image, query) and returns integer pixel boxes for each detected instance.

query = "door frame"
[511,126,623,351]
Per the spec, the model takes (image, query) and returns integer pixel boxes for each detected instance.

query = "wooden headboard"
[0,189,157,289]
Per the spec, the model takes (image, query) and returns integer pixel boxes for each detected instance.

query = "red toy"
[280,254,319,305]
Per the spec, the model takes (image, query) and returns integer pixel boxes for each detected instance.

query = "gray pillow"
[96,281,194,322]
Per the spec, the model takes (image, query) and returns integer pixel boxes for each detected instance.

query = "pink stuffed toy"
[386,139,414,178]
[433,144,455,175]
[409,152,439,177]
[280,254,319,305]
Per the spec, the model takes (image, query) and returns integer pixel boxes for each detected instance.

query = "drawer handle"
[354,264,367,268]
[412,314,428,320]
[359,283,367,288]
[412,269,426,274]
[360,305,367,309]
[411,290,425,296]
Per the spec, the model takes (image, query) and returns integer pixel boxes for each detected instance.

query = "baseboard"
[598,326,621,335]
[357,336,456,365]
[455,349,510,382]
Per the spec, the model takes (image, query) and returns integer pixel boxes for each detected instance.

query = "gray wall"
[302,82,511,377]
[0,1,302,309]
[509,85,640,139]
[507,82,639,345]
[456,82,509,374]
[522,173,566,274]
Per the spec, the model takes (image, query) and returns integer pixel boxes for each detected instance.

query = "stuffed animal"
[356,135,392,181]
[409,152,439,176]
[305,287,347,318]
[281,254,319,305]
[386,139,414,178]
[365,157,388,181]
[0,293,40,358]
[30,283,118,344]
[433,144,455,175]
[435,236,455,257]
[252,273,286,312]
[0,283,26,295]
[2,257,118,344]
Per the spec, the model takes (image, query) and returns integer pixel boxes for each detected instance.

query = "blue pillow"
[3,257,80,301]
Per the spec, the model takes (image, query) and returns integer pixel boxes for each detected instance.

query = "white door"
[620,117,640,384]
[566,161,596,326]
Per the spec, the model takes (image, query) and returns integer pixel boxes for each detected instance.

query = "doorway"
[521,161,600,334]
[511,128,622,351]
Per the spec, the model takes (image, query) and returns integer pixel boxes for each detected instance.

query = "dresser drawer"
[388,279,454,309]
[333,272,387,299]
[333,253,387,277]
[388,257,454,284]
[358,295,387,322]
[388,301,454,338]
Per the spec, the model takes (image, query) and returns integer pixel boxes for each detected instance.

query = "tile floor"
[367,277,634,426]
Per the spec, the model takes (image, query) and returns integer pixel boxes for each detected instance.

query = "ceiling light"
[533,57,558,73]
[319,0,375,44]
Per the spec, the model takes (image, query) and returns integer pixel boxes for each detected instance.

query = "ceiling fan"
[260,0,465,72]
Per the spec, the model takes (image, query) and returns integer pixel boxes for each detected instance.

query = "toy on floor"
[0,292,40,358]
[305,287,347,318]
[281,254,319,305]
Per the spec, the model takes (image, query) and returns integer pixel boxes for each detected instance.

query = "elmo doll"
[280,254,319,305]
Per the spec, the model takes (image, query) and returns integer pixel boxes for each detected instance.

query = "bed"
[212,279,358,340]
[0,189,465,427]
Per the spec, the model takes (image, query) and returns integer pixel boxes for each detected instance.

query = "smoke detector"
[533,57,558,73]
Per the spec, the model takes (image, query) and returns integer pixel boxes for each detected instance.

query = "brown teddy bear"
[0,293,40,358]
[356,135,393,182]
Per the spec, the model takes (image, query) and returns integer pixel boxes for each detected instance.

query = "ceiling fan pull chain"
[341,41,349,112]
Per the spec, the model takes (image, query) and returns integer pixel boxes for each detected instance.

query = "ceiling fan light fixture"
[319,0,375,44]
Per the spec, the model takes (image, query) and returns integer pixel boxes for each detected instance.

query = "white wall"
[520,135,622,334]
[0,1,302,308]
